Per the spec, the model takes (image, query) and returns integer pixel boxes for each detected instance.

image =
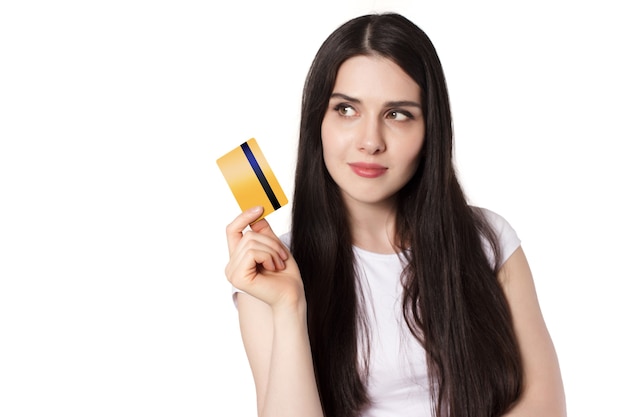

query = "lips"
[348,162,388,178]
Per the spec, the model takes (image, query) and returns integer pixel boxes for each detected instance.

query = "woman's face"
[321,55,426,210]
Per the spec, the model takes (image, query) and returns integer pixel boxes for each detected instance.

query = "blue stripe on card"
[240,142,281,210]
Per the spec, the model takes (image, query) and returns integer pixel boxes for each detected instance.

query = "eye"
[334,104,357,117]
[386,110,414,121]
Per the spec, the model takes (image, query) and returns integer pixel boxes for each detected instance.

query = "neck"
[344,198,398,254]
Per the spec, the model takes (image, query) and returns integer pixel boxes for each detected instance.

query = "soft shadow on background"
[1,1,624,416]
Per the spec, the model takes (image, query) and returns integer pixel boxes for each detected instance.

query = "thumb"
[225,205,265,255]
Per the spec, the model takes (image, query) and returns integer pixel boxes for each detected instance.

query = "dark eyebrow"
[330,93,361,103]
[385,100,421,108]
[329,92,421,108]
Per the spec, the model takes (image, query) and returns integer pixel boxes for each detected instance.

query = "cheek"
[402,140,425,174]
[320,117,343,161]
[320,122,331,161]
[320,122,335,172]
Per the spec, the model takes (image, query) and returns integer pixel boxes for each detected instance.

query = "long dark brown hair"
[290,13,523,417]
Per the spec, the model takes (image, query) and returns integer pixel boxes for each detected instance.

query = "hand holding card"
[216,138,288,221]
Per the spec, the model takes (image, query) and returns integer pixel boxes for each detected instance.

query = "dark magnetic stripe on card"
[240,142,282,210]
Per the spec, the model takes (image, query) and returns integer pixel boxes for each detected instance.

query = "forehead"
[332,55,421,101]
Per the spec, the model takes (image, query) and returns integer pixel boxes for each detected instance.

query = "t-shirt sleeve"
[478,207,521,270]
[231,232,292,309]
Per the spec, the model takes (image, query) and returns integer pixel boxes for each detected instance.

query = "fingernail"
[248,206,263,214]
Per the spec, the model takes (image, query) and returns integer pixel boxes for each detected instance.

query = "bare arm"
[499,247,567,417]
[237,293,323,417]
[225,207,324,417]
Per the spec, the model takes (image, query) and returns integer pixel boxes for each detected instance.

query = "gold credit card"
[216,138,288,220]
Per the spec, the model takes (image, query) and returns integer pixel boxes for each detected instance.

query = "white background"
[1,1,624,416]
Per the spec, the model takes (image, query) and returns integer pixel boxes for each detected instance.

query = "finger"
[232,233,287,271]
[225,245,283,287]
[250,219,289,261]
[225,206,264,255]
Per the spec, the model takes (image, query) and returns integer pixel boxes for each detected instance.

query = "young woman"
[224,12,566,417]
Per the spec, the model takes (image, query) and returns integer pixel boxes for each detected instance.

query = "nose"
[357,117,385,154]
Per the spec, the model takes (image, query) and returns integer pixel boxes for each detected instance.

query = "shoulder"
[472,206,521,270]
[279,231,292,250]
[475,206,516,236]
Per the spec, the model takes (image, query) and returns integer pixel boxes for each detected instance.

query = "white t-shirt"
[233,207,521,417]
